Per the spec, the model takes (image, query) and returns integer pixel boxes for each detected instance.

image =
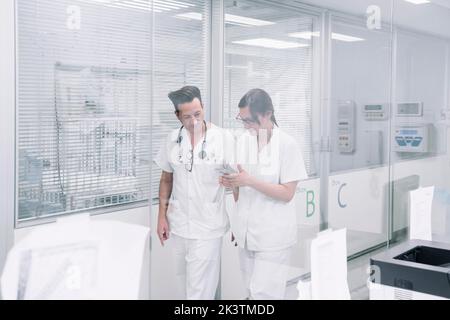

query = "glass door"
[326,3,394,257]
[390,0,450,245]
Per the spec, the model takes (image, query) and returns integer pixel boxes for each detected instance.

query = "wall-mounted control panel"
[338,101,356,154]
[363,104,388,121]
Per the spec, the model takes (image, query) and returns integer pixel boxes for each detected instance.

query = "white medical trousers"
[238,246,292,300]
[172,234,222,300]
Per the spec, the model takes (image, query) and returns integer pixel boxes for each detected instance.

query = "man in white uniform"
[154,86,233,300]
[221,88,308,300]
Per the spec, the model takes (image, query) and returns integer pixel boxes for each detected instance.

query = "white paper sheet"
[1,214,149,300]
[409,186,434,241]
[310,228,350,300]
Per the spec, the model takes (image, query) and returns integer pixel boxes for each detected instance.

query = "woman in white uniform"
[220,88,308,300]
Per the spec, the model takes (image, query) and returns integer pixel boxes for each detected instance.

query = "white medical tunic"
[154,123,233,240]
[234,128,308,251]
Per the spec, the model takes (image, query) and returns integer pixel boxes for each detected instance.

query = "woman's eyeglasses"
[235,114,256,125]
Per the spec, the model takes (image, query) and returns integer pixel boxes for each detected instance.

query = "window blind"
[223,0,315,176]
[151,0,211,201]
[17,0,153,221]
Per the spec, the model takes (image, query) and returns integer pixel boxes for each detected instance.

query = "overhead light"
[88,0,114,3]
[175,12,275,27]
[225,14,274,26]
[87,0,195,12]
[288,31,320,40]
[105,1,155,11]
[123,0,167,10]
[232,38,309,49]
[225,65,249,70]
[154,0,194,8]
[403,0,431,4]
[176,12,202,20]
[288,31,364,42]
[78,0,115,4]
[331,33,365,42]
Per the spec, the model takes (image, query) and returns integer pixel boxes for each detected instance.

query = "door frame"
[0,0,16,289]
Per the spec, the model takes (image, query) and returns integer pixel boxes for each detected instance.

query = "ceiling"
[296,0,450,39]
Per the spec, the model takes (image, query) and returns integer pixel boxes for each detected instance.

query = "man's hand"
[157,215,170,246]
[219,175,234,189]
[219,176,240,202]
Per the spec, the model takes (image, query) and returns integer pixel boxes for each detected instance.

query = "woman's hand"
[221,165,254,188]
[222,165,299,203]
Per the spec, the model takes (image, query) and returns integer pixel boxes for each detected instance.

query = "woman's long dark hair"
[238,88,278,126]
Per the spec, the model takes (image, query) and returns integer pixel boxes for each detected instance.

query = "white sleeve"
[280,137,308,184]
[153,133,174,173]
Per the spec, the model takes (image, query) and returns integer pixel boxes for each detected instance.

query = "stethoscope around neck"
[176,120,208,171]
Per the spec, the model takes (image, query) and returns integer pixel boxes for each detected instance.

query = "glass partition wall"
[220,0,450,298]
[16,0,153,224]
[390,0,450,245]
[328,10,393,257]
[221,0,395,298]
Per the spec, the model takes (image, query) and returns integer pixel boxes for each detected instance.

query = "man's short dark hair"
[168,86,203,112]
